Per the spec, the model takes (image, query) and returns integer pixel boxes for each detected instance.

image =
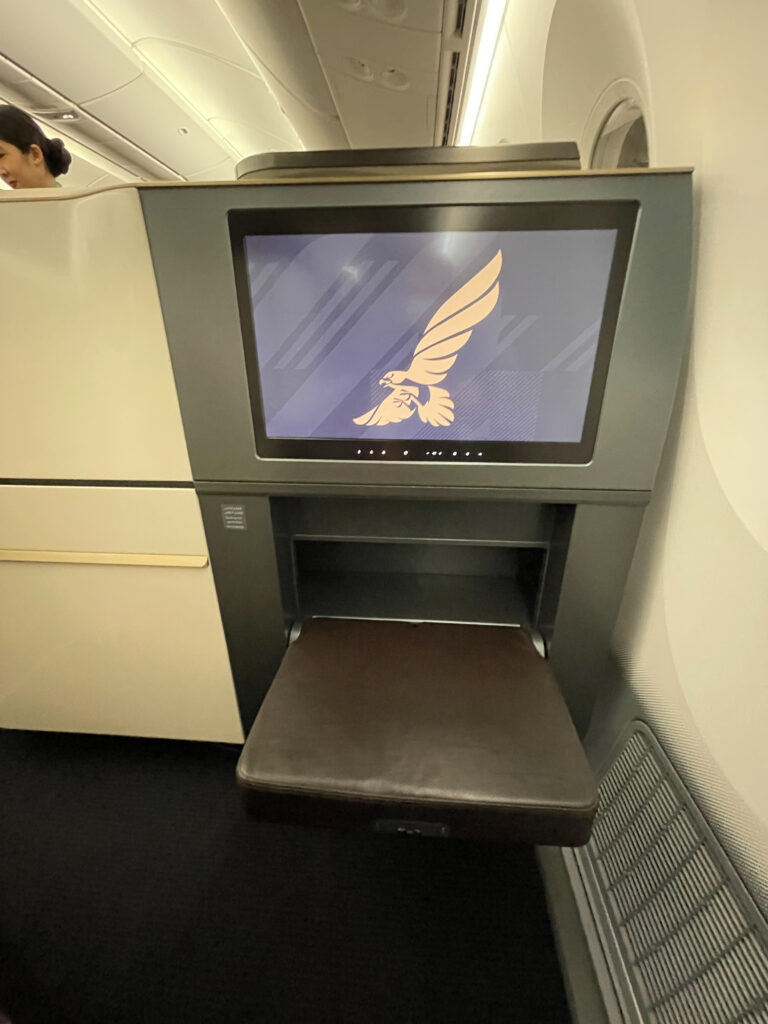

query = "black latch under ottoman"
[236,619,599,845]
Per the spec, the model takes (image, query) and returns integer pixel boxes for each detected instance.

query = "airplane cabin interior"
[0,2,766,1022]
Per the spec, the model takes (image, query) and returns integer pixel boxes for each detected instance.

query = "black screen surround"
[230,201,638,465]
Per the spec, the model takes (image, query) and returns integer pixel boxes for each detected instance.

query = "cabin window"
[590,100,649,169]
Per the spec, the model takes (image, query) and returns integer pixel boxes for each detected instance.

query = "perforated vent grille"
[581,726,768,1023]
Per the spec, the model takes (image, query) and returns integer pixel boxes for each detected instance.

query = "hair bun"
[46,137,72,177]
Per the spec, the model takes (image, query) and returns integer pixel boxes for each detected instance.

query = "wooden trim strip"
[0,550,208,568]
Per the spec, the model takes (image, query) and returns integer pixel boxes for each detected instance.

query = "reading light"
[456,0,508,146]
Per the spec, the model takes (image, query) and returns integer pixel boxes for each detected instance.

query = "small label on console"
[221,504,247,531]
[374,819,450,838]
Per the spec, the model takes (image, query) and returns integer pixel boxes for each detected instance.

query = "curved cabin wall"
[0,188,243,742]
[477,0,768,909]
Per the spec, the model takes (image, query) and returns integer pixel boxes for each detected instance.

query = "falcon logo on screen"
[353,249,502,428]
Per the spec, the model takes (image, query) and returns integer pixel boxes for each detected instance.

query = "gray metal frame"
[235,141,581,179]
[138,171,692,736]
[140,171,692,497]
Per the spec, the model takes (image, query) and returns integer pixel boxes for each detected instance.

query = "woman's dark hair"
[0,104,72,177]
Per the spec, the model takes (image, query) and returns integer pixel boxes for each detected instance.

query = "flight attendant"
[0,104,71,189]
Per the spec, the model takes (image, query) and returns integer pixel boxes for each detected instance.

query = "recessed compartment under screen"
[269,497,572,634]
[295,539,545,627]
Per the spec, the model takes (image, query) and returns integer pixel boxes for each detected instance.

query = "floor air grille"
[577,724,768,1023]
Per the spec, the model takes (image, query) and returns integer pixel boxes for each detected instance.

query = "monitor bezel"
[229,201,638,464]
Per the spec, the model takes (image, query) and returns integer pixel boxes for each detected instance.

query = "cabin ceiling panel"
[2,0,466,174]
[0,59,32,89]
[51,112,183,180]
[186,157,236,182]
[0,59,67,119]
[1,72,149,184]
[82,0,301,156]
[215,0,348,151]
[301,0,446,35]
[79,0,252,65]
[45,124,141,184]
[82,74,230,176]
[300,0,444,69]
[300,0,444,146]
[207,118,294,161]
[329,69,437,147]
[131,41,299,151]
[220,0,342,120]
[0,0,141,103]
[59,162,118,190]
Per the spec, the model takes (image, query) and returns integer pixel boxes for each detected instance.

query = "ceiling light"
[33,108,79,122]
[456,0,508,146]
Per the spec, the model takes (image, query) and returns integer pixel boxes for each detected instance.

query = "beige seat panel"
[0,485,243,742]
[0,187,191,482]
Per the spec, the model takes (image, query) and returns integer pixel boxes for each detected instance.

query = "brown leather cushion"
[237,619,599,845]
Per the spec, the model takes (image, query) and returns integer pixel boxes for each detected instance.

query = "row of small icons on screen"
[356,449,484,458]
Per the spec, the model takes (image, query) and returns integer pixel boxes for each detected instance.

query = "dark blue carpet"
[0,730,570,1023]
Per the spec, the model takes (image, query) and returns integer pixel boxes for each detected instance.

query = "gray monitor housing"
[235,142,582,180]
[140,167,692,737]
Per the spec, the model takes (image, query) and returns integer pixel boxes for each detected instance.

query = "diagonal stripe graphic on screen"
[272,271,364,370]
[566,342,599,372]
[267,272,357,370]
[541,320,600,371]
[295,262,399,371]
[247,260,279,299]
[497,314,540,346]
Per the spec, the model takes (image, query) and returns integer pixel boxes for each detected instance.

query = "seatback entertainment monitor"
[230,202,637,464]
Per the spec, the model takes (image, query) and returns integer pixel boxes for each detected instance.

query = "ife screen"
[230,203,637,463]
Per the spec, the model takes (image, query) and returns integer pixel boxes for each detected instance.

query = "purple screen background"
[245,229,617,442]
